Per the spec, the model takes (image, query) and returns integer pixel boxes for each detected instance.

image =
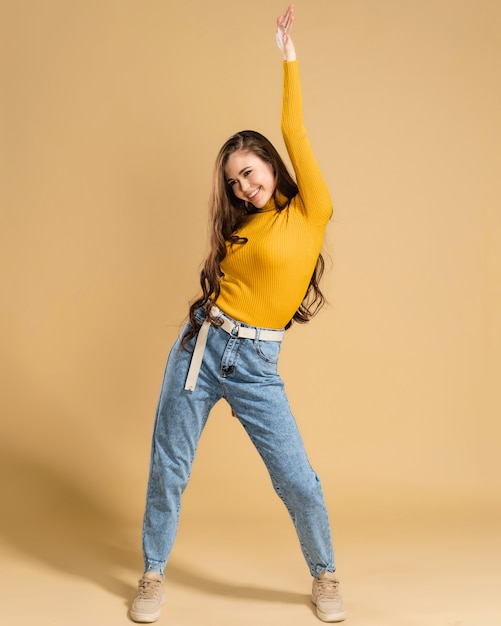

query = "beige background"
[1,1,500,624]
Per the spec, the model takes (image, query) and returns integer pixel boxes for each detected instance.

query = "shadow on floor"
[0,447,139,599]
[166,561,312,607]
[0,448,312,613]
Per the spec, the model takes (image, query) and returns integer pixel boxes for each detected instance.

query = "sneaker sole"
[129,596,166,623]
[312,596,347,622]
[129,608,161,623]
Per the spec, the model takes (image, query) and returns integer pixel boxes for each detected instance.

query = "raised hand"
[276,4,296,61]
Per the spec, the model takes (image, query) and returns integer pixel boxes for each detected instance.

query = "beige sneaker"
[130,571,166,623]
[312,572,347,622]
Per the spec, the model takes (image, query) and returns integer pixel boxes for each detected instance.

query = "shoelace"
[316,577,340,599]
[137,578,162,600]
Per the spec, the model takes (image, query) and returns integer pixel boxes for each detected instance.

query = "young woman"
[130,5,346,623]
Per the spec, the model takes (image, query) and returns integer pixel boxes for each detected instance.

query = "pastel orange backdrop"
[1,0,500,541]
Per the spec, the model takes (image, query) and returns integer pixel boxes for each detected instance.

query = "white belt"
[184,307,285,391]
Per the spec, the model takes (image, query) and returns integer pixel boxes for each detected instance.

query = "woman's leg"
[142,330,223,574]
[221,337,335,577]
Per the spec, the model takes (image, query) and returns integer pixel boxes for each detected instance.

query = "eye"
[243,170,252,177]
[227,179,237,186]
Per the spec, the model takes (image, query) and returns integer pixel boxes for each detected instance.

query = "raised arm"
[276,5,332,225]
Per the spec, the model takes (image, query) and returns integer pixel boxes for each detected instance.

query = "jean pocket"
[253,339,281,364]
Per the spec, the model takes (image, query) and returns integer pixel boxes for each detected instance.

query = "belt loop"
[210,304,221,320]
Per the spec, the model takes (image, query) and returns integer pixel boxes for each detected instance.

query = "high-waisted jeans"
[142,307,336,577]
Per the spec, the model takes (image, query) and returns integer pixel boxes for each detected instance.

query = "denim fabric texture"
[142,307,335,577]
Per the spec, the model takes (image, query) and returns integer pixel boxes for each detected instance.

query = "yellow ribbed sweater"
[215,61,332,329]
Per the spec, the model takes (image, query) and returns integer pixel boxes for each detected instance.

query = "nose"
[238,178,250,193]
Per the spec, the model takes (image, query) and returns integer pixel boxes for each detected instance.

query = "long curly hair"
[181,130,326,349]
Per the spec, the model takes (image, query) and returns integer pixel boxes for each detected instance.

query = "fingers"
[282,4,294,33]
[277,4,294,30]
[276,4,296,58]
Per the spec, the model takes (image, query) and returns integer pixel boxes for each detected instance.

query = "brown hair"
[181,130,326,349]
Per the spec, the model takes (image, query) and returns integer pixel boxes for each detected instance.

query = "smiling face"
[224,150,277,209]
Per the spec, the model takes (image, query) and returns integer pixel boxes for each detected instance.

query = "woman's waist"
[213,289,300,330]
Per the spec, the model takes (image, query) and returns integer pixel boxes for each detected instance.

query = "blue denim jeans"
[142,308,335,577]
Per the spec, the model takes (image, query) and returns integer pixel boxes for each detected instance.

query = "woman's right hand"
[276,4,296,62]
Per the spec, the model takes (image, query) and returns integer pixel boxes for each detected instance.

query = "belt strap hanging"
[184,319,211,392]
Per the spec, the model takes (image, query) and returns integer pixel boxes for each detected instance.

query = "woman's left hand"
[276,4,296,62]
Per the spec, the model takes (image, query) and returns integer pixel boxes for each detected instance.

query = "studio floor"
[2,508,500,625]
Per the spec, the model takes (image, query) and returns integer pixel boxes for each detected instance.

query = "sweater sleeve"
[281,60,333,226]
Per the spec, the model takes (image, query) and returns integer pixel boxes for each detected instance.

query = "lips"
[247,188,260,201]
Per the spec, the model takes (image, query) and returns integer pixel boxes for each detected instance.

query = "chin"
[255,196,271,209]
